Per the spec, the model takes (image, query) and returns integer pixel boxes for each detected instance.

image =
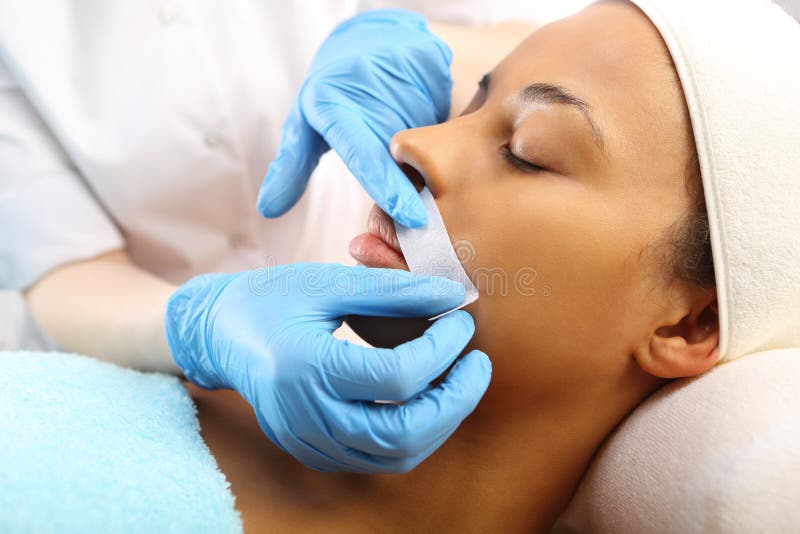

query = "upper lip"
[366,204,403,255]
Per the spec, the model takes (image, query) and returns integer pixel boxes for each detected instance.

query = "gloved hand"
[257,9,453,228]
[165,263,491,473]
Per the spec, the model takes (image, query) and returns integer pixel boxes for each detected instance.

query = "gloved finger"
[321,310,476,401]
[293,419,441,475]
[259,395,419,475]
[248,389,370,473]
[326,350,492,466]
[318,264,466,318]
[307,108,427,228]
[257,100,328,218]
[269,424,362,473]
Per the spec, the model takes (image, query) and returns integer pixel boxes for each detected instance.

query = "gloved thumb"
[258,101,328,218]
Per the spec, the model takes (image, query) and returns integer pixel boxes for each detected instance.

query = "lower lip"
[349,233,409,270]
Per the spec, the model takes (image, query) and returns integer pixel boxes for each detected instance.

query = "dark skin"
[191,3,720,532]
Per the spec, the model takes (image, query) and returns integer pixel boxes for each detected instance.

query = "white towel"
[553,348,800,533]
[627,0,800,361]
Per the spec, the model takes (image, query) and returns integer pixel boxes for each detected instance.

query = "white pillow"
[553,347,800,533]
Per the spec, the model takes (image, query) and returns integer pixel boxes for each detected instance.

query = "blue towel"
[0,351,242,533]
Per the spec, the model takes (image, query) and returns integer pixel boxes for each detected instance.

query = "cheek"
[438,180,650,399]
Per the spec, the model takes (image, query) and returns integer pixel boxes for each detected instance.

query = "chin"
[344,315,431,348]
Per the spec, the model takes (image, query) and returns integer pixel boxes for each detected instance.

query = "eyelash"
[500,146,546,173]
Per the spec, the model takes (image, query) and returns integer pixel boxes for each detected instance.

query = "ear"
[635,290,719,379]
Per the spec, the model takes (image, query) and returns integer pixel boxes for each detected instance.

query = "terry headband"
[394,187,479,320]
[628,0,800,361]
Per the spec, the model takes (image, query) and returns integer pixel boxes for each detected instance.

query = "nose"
[390,123,461,198]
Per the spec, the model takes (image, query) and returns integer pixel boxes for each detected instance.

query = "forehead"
[491,2,688,164]
[495,2,675,90]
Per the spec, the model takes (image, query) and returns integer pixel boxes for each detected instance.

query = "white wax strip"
[395,187,479,320]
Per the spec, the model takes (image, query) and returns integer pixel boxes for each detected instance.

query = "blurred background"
[363,0,799,25]
[359,0,594,25]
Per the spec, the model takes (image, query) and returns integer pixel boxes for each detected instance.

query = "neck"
[356,393,626,532]
[192,361,664,533]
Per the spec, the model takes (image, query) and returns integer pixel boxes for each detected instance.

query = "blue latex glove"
[257,10,453,228]
[165,263,491,473]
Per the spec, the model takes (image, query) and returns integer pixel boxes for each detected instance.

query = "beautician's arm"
[25,250,180,373]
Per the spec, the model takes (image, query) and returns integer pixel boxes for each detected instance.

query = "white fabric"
[0,0,364,291]
[554,348,800,533]
[0,290,56,351]
[777,0,800,19]
[627,0,800,362]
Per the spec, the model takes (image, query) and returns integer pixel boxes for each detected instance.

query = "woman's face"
[350,2,698,406]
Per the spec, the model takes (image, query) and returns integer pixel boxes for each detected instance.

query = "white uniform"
[0,1,378,290]
[0,1,548,350]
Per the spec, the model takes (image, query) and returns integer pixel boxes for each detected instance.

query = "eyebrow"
[481,73,606,153]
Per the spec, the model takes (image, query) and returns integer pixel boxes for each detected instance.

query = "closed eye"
[500,146,546,173]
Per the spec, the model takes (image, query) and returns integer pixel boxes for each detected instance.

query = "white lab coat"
[0,1,379,289]
[0,1,545,350]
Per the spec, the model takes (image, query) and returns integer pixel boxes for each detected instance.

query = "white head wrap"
[629,0,800,361]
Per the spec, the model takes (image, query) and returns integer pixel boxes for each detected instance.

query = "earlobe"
[635,295,720,379]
